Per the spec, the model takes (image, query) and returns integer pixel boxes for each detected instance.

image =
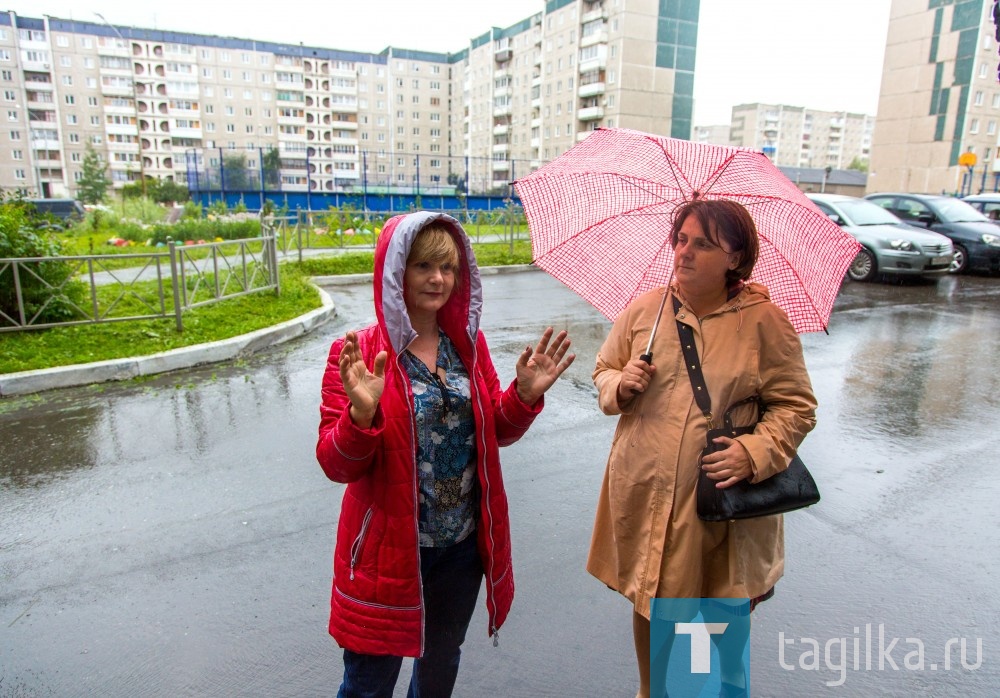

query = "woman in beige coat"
[588,199,817,697]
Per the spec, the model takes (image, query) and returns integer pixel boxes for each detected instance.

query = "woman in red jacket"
[317,211,575,697]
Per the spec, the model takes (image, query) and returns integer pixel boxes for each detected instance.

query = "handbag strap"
[673,296,715,426]
[673,296,762,432]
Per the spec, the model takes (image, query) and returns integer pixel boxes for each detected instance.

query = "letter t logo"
[675,623,729,673]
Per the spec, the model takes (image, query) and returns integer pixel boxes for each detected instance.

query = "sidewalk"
[0,265,535,398]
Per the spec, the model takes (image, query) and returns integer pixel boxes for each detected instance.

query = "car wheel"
[950,244,968,274]
[848,247,877,282]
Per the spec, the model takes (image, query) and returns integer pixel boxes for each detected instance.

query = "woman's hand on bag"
[701,436,754,489]
[515,327,576,405]
[339,330,387,428]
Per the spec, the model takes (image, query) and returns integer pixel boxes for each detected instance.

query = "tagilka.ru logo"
[779,623,984,688]
[650,598,752,698]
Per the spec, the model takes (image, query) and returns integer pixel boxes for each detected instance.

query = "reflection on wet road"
[2,270,998,696]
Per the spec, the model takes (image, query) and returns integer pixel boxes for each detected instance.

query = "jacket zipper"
[399,352,426,658]
[468,339,501,647]
[349,507,374,581]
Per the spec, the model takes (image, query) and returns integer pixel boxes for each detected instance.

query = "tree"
[0,198,84,325]
[77,144,110,204]
[262,148,281,189]
[222,153,251,191]
[847,156,869,173]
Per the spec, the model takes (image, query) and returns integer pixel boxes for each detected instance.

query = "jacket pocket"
[349,507,374,581]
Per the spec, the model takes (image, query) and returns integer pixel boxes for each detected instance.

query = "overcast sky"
[6,0,893,125]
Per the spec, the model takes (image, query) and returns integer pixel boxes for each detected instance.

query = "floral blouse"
[401,332,477,547]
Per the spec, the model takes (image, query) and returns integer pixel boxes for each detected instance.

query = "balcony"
[492,143,509,153]
[578,51,607,73]
[493,123,509,135]
[532,97,542,109]
[494,40,511,63]
[530,137,540,148]
[492,159,511,171]
[30,138,61,150]
[580,29,608,48]
[577,105,605,121]
[531,117,542,129]
[171,127,203,139]
[578,82,605,99]
[581,7,608,23]
[493,104,512,117]
[330,119,359,130]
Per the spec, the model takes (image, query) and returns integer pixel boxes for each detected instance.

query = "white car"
[807,193,955,281]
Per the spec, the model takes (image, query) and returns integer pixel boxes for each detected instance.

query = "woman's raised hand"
[515,327,576,406]
[339,330,387,428]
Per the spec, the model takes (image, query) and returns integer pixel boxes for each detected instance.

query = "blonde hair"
[408,225,461,269]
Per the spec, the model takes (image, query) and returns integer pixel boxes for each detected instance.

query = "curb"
[309,263,537,285]
[0,285,336,398]
[0,266,539,398]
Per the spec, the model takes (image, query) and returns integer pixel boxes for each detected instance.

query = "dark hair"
[670,199,760,283]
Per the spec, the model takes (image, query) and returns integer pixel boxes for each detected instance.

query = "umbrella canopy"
[513,128,861,333]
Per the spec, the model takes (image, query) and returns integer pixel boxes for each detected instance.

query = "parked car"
[807,193,954,281]
[28,198,86,224]
[864,193,1000,274]
[961,193,1000,222]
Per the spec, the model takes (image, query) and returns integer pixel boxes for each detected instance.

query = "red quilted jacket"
[316,211,543,657]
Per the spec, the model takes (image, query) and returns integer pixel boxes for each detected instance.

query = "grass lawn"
[0,242,533,375]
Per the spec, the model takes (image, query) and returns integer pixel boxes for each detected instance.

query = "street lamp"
[94,12,147,198]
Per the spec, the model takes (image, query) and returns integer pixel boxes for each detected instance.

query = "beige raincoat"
[587,282,817,619]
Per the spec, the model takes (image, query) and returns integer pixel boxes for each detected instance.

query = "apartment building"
[692,123,730,145]
[727,103,874,170]
[0,0,698,199]
[869,0,997,194]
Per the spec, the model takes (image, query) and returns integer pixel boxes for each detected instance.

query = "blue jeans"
[337,534,484,698]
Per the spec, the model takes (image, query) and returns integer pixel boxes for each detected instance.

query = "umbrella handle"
[640,291,670,366]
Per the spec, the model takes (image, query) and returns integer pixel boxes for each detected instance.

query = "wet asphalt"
[1,269,998,697]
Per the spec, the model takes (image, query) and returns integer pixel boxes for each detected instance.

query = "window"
[65,95,75,105]
[14,168,24,179]
[970,118,980,134]
[7,110,17,121]
[2,90,13,101]
[87,96,98,106]
[975,91,985,106]
[68,133,79,143]
[1,70,11,80]
[11,149,21,159]
[62,76,73,86]
[66,114,78,125]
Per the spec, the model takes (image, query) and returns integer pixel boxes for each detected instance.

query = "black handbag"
[673,298,820,521]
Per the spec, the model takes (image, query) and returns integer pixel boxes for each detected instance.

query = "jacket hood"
[373,211,483,357]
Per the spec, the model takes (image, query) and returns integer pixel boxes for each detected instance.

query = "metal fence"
[185,148,540,199]
[262,206,530,263]
[0,234,279,334]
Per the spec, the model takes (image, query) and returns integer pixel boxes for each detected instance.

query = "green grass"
[294,241,533,276]
[0,264,320,374]
[0,241,534,375]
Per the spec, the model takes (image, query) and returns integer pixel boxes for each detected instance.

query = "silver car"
[807,194,954,281]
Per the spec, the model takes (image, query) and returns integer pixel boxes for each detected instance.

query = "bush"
[146,217,262,245]
[0,201,86,327]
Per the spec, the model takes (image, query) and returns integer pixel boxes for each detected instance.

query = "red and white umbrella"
[513,128,860,333]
